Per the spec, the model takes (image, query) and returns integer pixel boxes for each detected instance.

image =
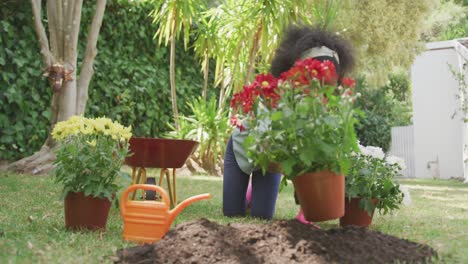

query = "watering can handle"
[120,184,170,215]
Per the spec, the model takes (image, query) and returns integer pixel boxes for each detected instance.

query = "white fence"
[389,125,415,178]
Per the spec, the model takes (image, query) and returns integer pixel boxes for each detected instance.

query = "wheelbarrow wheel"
[145,177,157,200]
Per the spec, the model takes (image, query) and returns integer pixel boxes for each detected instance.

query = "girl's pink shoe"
[295,209,321,229]
[246,179,252,208]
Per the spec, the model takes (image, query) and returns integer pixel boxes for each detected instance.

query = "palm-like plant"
[166,97,231,176]
[308,0,342,30]
[201,0,311,110]
[150,0,206,129]
[192,13,218,101]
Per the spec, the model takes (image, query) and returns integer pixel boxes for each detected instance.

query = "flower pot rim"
[65,191,115,201]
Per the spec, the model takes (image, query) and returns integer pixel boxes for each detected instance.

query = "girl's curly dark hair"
[270,26,355,78]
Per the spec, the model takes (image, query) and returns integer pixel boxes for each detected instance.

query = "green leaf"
[270,111,283,121]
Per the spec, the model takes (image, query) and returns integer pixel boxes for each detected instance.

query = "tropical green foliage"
[195,0,438,99]
[151,0,205,49]
[166,97,231,175]
[0,0,208,161]
[197,0,310,95]
[192,13,218,99]
[150,0,207,127]
[307,0,342,29]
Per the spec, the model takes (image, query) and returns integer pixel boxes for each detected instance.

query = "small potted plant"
[230,58,359,221]
[340,144,405,227]
[52,115,132,230]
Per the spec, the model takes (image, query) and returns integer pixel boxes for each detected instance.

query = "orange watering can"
[120,184,211,244]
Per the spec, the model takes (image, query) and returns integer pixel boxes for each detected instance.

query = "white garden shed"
[409,38,468,180]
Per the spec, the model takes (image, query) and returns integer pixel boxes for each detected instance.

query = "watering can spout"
[169,193,211,223]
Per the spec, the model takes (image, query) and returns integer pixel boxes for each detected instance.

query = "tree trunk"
[245,22,263,83]
[202,50,209,101]
[170,35,179,130]
[77,0,106,114]
[218,45,241,110]
[6,0,106,175]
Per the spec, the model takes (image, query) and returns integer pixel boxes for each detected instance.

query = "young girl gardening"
[223,25,355,223]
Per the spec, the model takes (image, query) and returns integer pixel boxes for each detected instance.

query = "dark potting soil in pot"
[115,218,436,264]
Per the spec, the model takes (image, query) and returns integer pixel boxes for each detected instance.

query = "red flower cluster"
[230,73,280,114]
[280,58,338,87]
[229,58,354,131]
[341,77,355,88]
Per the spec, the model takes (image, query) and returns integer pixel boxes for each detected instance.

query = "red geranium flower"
[341,77,355,88]
[231,73,281,114]
[230,116,245,131]
[279,58,338,87]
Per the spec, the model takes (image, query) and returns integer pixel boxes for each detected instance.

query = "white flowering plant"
[346,143,404,216]
[52,116,132,200]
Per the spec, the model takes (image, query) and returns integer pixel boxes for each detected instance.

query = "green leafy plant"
[355,110,392,152]
[354,74,412,152]
[52,116,132,200]
[346,143,404,216]
[166,97,231,175]
[230,58,359,187]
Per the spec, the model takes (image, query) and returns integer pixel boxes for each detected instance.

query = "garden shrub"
[0,0,211,161]
[166,96,231,176]
[383,72,411,102]
[355,110,392,152]
[0,1,51,161]
[354,73,412,152]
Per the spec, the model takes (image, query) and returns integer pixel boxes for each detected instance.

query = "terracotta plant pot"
[339,197,378,228]
[64,192,112,231]
[292,170,344,222]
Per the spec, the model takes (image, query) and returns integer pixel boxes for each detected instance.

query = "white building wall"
[389,126,415,178]
[411,40,466,179]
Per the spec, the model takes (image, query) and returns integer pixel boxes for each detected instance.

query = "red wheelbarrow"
[125,137,199,207]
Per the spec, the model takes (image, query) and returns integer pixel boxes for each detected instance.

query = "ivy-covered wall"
[0,0,210,161]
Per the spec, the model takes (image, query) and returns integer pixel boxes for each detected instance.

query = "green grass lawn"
[0,170,467,263]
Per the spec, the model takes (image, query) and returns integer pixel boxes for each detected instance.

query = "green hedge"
[354,73,412,152]
[0,0,210,161]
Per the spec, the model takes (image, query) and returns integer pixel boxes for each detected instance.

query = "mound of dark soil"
[115,218,436,264]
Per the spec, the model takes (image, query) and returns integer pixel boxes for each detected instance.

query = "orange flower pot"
[340,197,378,227]
[120,184,210,244]
[64,192,112,231]
[292,170,344,222]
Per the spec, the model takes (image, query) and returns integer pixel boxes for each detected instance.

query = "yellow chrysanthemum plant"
[52,115,132,200]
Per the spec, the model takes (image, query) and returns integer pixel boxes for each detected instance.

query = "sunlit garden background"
[1,0,468,263]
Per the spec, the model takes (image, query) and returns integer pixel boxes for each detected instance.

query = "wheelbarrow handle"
[120,184,170,215]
